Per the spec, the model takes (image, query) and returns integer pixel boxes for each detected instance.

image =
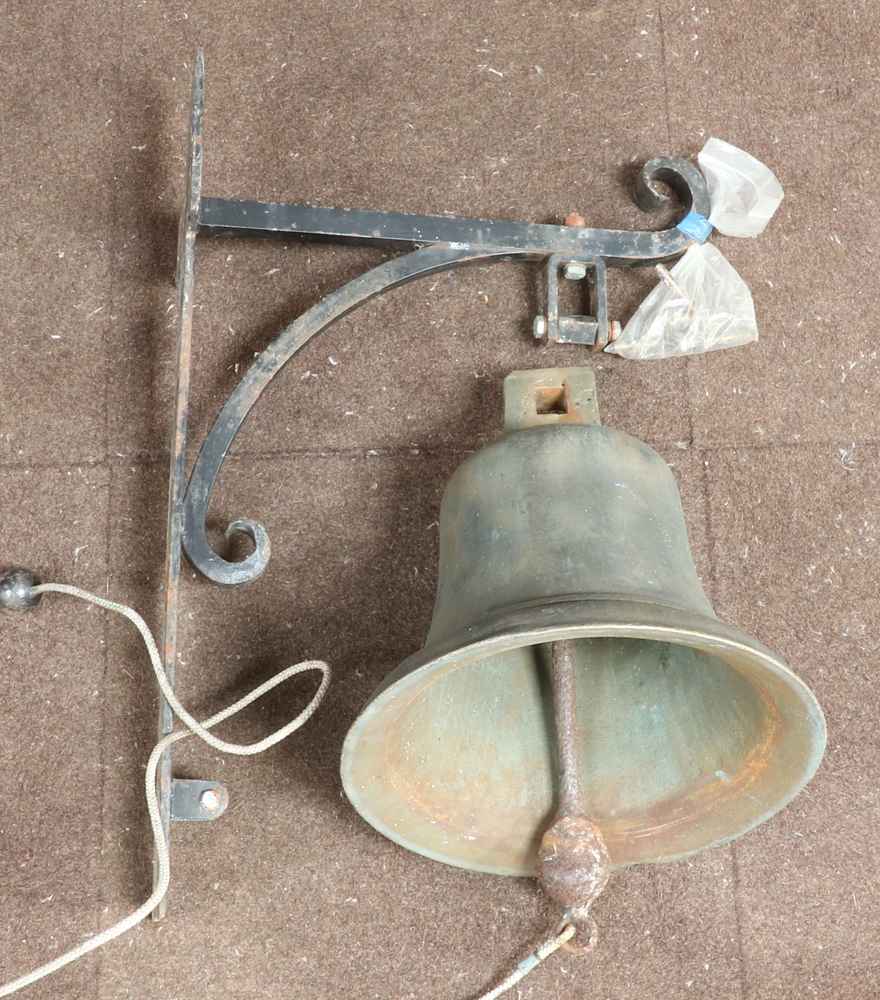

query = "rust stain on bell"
[341,367,826,877]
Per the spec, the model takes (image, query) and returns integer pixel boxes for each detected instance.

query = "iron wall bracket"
[177,71,709,588]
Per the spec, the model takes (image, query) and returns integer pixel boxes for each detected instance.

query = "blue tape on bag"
[677,210,714,243]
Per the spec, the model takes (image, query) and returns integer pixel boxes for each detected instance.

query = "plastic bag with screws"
[698,137,784,238]
[605,243,757,360]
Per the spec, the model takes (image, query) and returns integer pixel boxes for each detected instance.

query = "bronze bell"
[341,368,825,883]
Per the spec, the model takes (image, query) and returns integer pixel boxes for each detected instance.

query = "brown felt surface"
[1,3,877,998]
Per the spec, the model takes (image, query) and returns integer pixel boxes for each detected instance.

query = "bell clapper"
[538,638,612,950]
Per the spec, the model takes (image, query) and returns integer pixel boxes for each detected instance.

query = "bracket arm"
[181,243,529,585]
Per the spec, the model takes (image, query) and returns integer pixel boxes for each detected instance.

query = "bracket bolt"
[533,315,548,338]
[563,262,588,281]
[200,788,223,812]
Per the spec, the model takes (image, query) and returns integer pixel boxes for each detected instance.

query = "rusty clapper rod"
[538,639,612,944]
[550,639,587,820]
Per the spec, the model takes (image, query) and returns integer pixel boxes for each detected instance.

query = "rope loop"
[0,582,330,998]
[558,914,599,955]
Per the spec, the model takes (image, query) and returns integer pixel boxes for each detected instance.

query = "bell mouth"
[341,600,826,875]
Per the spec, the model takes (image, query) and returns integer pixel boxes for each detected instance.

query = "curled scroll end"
[181,509,272,587]
[636,156,711,220]
[219,518,272,585]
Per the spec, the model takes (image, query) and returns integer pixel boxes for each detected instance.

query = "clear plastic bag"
[605,243,757,360]
[698,137,784,238]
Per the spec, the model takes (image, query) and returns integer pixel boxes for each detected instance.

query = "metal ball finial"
[0,568,43,612]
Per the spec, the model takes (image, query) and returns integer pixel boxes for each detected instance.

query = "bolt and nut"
[563,262,588,281]
[561,209,588,281]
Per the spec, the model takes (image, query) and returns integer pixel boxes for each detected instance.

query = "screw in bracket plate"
[200,788,223,812]
[561,212,589,283]
[533,315,548,338]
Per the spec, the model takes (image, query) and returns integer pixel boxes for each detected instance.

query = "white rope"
[0,582,330,998]
[472,923,578,1000]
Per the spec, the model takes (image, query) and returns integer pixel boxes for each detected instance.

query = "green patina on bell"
[341,368,825,876]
